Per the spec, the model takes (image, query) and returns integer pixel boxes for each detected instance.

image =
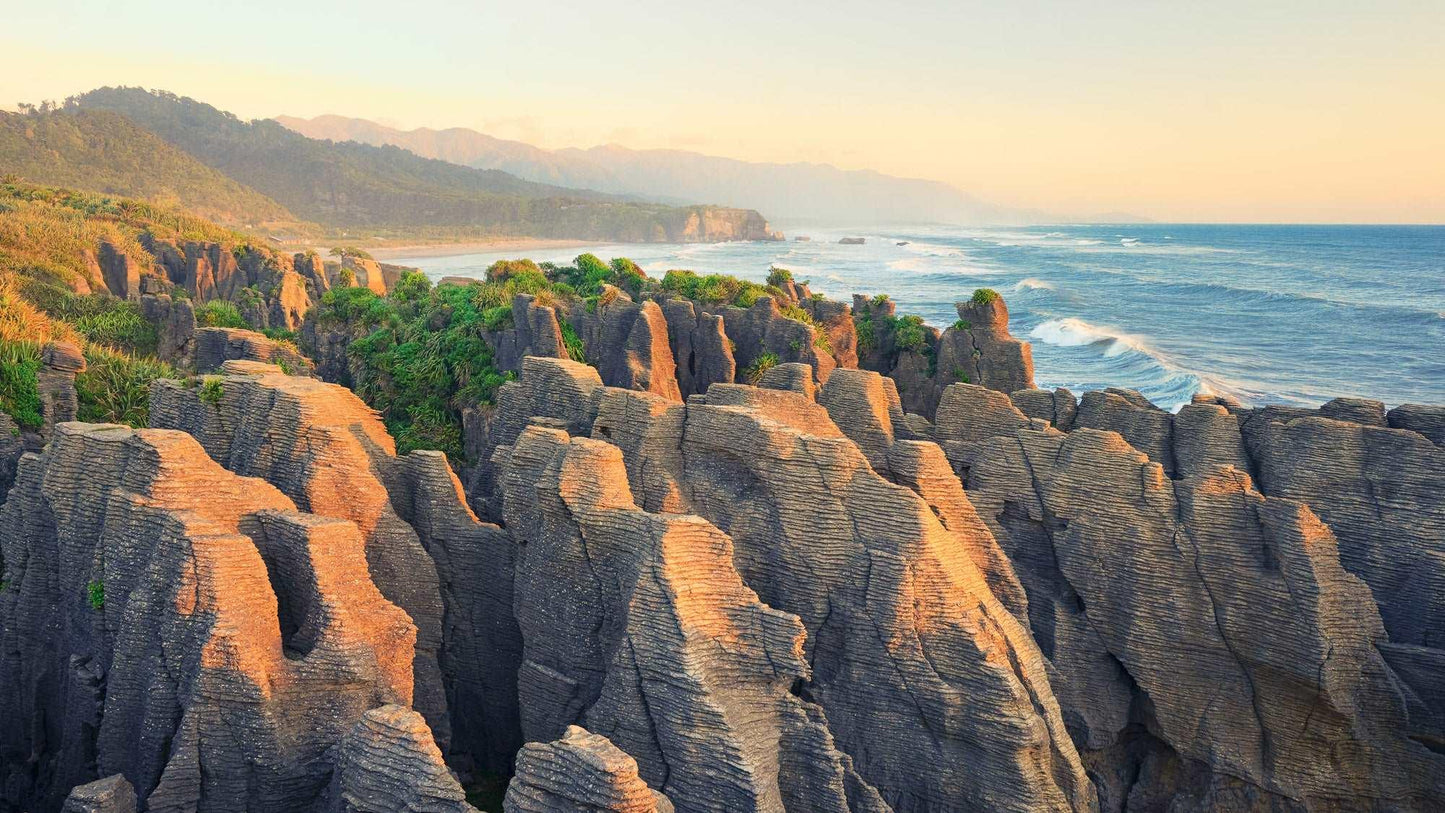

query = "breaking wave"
[1015,278,1055,291]
[1030,317,1153,358]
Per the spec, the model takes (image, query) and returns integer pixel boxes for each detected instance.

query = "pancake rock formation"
[0,422,421,812]
[504,727,673,813]
[5,287,1445,813]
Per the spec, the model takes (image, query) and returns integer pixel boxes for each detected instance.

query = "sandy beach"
[367,238,593,261]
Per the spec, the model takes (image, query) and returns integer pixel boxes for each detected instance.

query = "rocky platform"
[2,288,1443,813]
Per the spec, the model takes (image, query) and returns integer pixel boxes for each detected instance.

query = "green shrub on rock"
[0,342,42,429]
[744,352,780,384]
[194,300,247,329]
[76,348,177,427]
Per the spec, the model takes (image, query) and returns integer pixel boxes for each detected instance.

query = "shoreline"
[366,238,594,261]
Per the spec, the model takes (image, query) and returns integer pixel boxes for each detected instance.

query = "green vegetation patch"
[971,287,1000,305]
[318,280,518,461]
[559,320,587,364]
[853,310,930,354]
[194,300,248,329]
[744,352,780,384]
[0,341,43,429]
[76,347,177,427]
[892,314,929,352]
[661,269,775,308]
[21,279,158,355]
[86,579,105,610]
[198,376,225,406]
[549,253,646,298]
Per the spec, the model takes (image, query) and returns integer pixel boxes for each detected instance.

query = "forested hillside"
[0,106,300,229]
[69,88,779,241]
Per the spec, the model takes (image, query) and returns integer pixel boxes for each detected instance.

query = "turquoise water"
[395,224,1445,410]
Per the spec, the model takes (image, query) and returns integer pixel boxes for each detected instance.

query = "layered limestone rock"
[192,326,314,374]
[0,423,416,812]
[574,289,682,401]
[474,357,1089,811]
[951,423,1445,810]
[500,427,886,812]
[469,356,607,517]
[930,377,1445,801]
[498,293,570,371]
[140,293,198,361]
[38,341,85,435]
[1011,387,1078,430]
[1074,388,1178,476]
[854,293,1034,418]
[673,206,781,242]
[62,775,136,813]
[333,256,390,295]
[270,270,313,331]
[757,360,819,400]
[294,252,331,298]
[1239,409,1445,650]
[0,411,24,501]
[97,239,140,302]
[799,294,860,371]
[504,727,673,813]
[1388,403,1445,445]
[658,298,734,397]
[981,383,1445,665]
[589,387,688,515]
[722,297,837,384]
[669,383,1094,811]
[148,363,452,755]
[935,295,1034,397]
[811,372,1033,624]
[393,450,524,774]
[325,705,478,813]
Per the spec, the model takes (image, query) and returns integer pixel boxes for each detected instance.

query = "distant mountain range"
[12,88,778,243]
[276,114,1104,226]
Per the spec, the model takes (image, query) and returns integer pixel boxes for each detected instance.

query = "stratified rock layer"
[504,727,673,813]
[149,360,523,772]
[61,775,136,813]
[677,384,1091,812]
[0,423,415,812]
[500,426,886,812]
[935,383,1445,811]
[148,363,452,754]
[325,705,478,813]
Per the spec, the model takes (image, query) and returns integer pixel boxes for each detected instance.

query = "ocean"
[393,223,1445,411]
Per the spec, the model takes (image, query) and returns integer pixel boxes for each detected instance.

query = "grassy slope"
[70,87,759,240]
[0,182,268,427]
[0,108,304,230]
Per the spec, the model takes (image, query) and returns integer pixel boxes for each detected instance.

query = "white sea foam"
[1032,317,1258,408]
[887,257,931,272]
[1015,278,1055,291]
[1030,318,1153,358]
[900,241,964,257]
[1120,238,1141,247]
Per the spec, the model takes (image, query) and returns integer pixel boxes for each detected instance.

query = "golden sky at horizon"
[3,0,1442,223]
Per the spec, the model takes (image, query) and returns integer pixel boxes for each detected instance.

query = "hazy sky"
[3,0,1442,222]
